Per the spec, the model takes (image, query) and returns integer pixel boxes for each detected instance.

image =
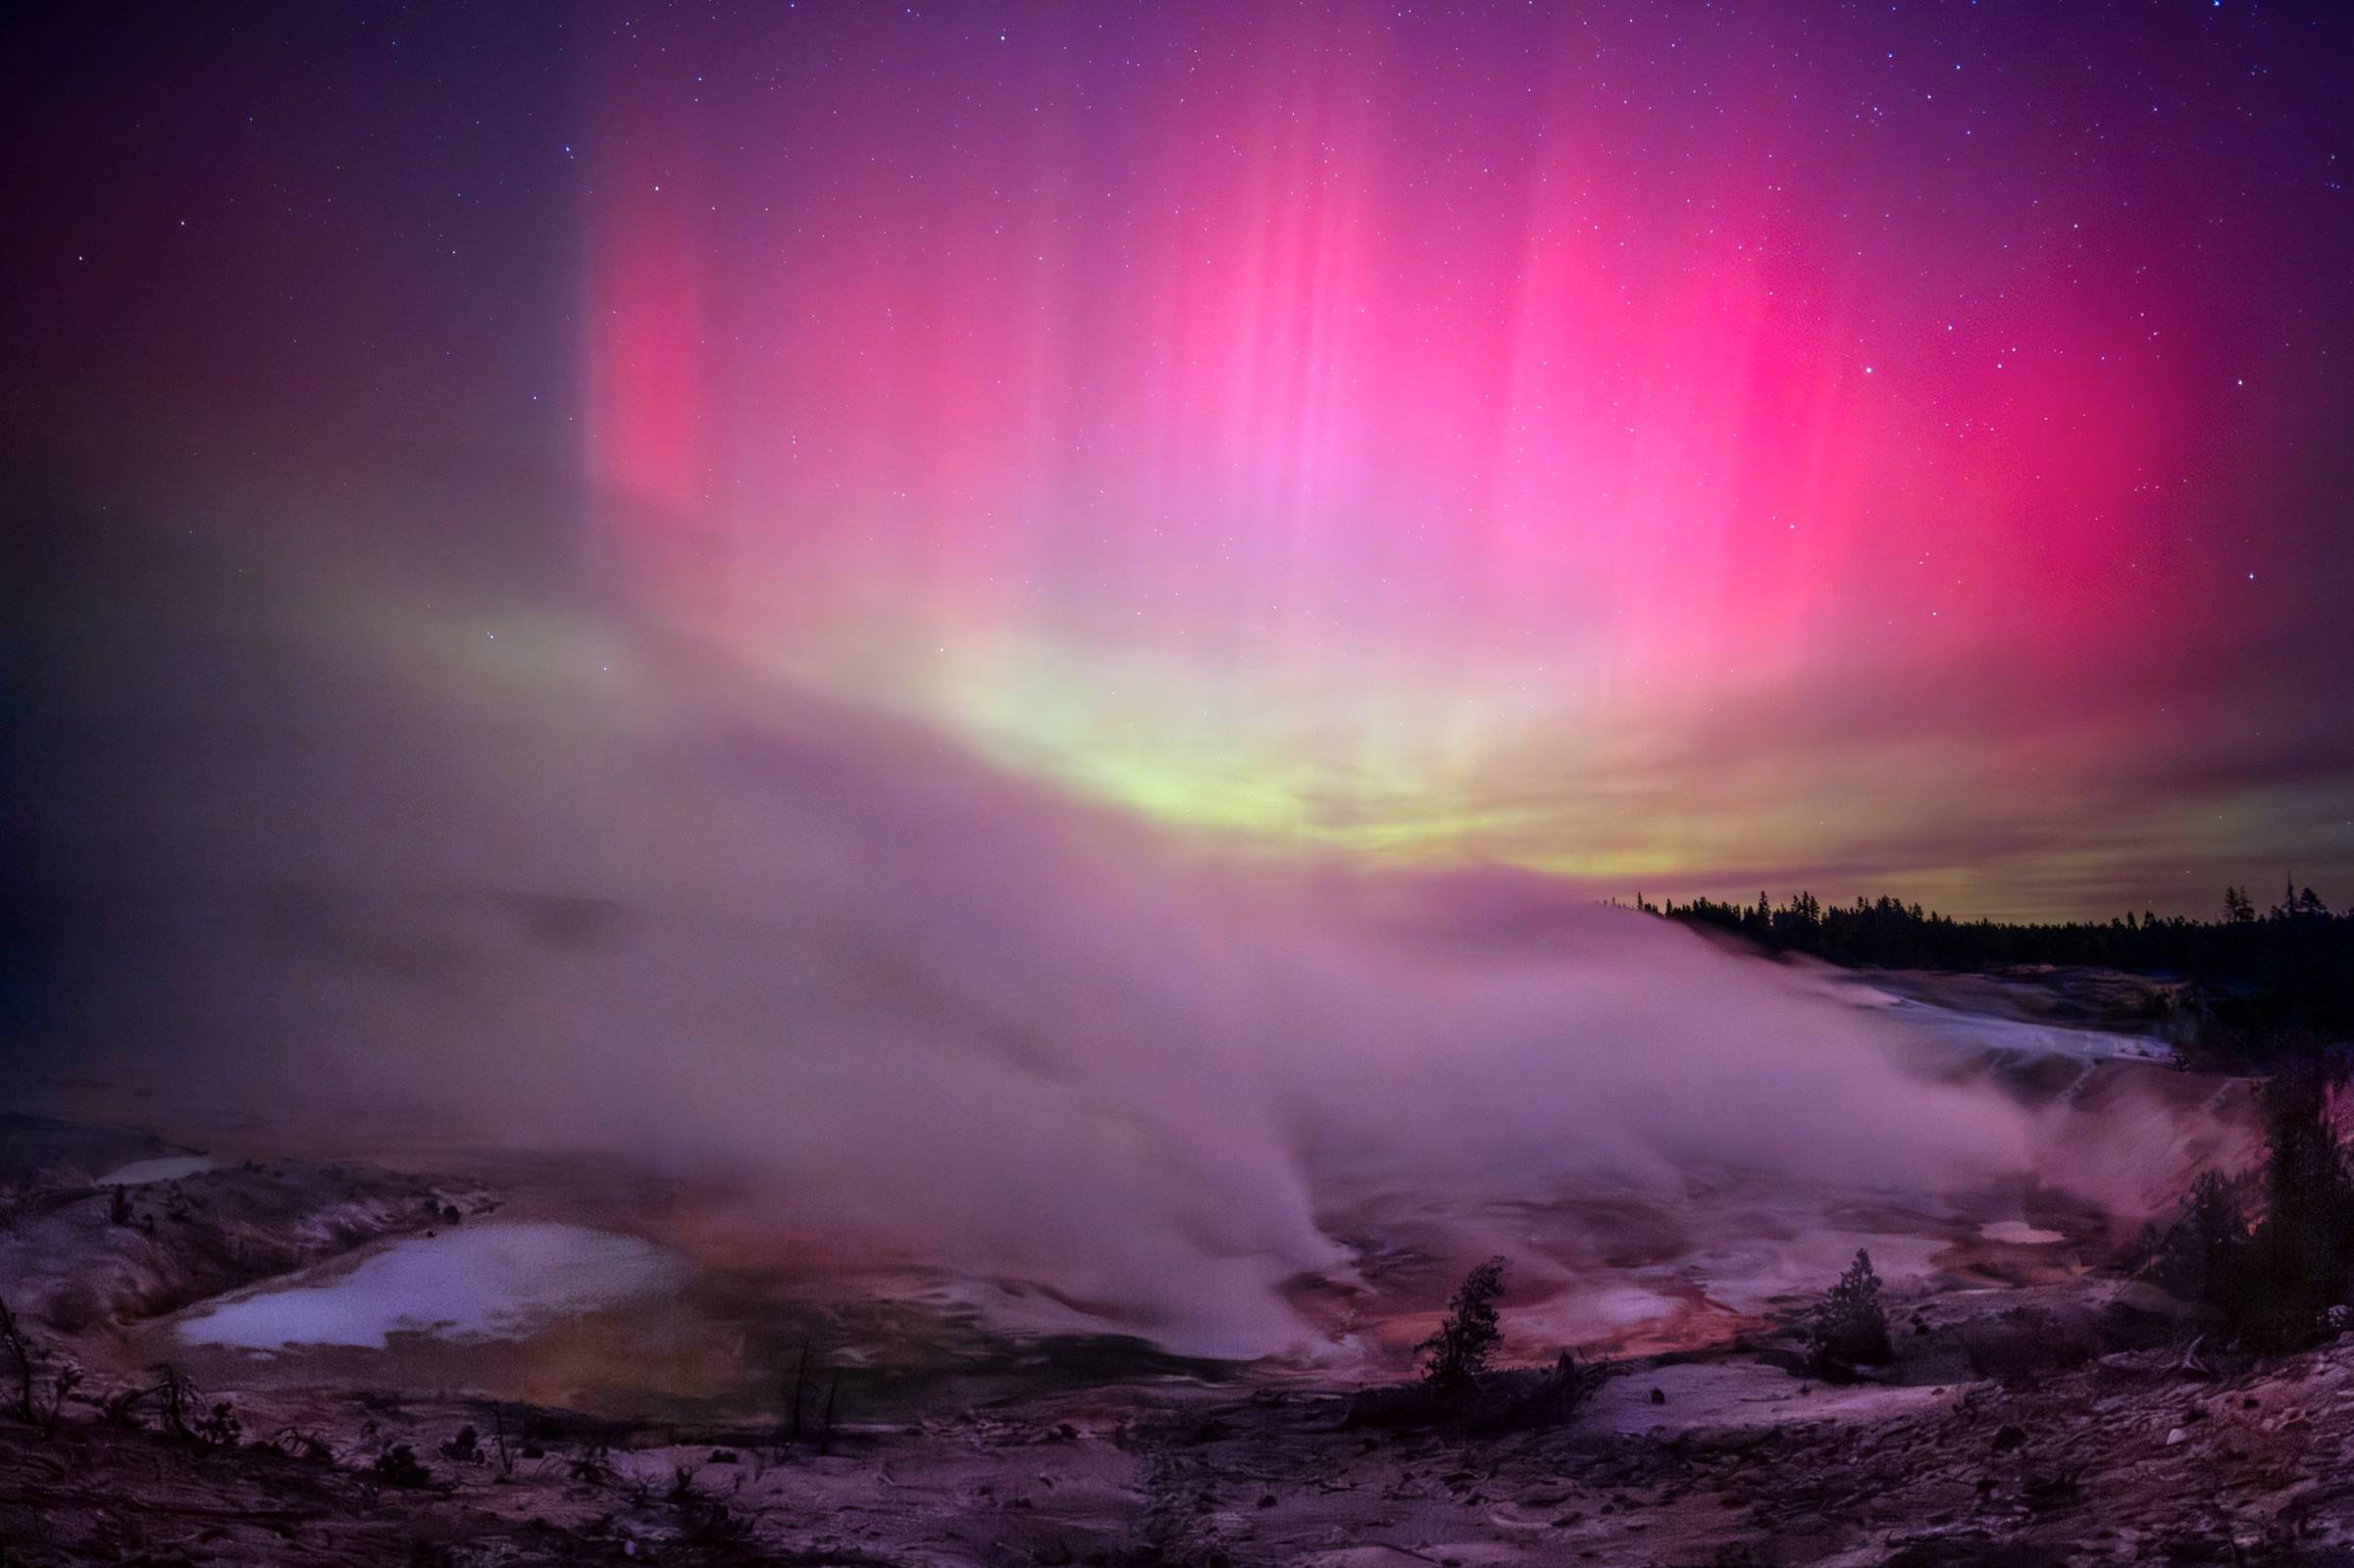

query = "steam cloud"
[16,539,2046,1356]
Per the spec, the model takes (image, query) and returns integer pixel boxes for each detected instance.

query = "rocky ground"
[6,1112,2354,1566]
[8,1323,2354,1565]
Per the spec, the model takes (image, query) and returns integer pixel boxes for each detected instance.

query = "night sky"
[7,1,2354,919]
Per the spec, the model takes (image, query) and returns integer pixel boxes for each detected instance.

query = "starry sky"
[6,0,2353,919]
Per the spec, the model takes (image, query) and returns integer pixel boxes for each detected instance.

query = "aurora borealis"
[8,0,2354,917]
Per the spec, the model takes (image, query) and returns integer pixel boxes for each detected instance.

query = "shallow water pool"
[94,1155,218,1186]
[1978,1220,2068,1245]
[178,1221,686,1350]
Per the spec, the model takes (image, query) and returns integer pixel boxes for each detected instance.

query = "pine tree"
[2137,1170,2252,1305]
[1419,1257,1507,1387]
[1807,1248,1893,1367]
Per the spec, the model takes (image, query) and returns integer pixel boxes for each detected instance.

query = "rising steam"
[16,540,2053,1356]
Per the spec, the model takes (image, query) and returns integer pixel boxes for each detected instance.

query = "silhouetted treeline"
[1622,880,2354,1056]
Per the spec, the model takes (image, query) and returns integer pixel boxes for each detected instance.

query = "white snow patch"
[1843,986,2175,1064]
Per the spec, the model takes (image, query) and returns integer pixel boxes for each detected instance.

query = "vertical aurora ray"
[570,1,2350,913]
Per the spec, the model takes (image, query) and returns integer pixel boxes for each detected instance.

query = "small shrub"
[673,1473,754,1548]
[0,1294,83,1435]
[373,1443,433,1488]
[1348,1346,1608,1431]
[41,1360,81,1439]
[145,1364,225,1443]
[1807,1249,1893,1368]
[1,1294,41,1424]
[100,1385,151,1428]
[192,1398,242,1447]
[1512,1348,1610,1425]
[1419,1257,1507,1387]
[270,1426,335,1463]
[567,1442,614,1487]
[488,1407,517,1478]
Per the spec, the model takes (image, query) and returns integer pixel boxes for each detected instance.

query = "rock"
[1991,1424,2026,1454]
[2165,1427,2187,1446]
